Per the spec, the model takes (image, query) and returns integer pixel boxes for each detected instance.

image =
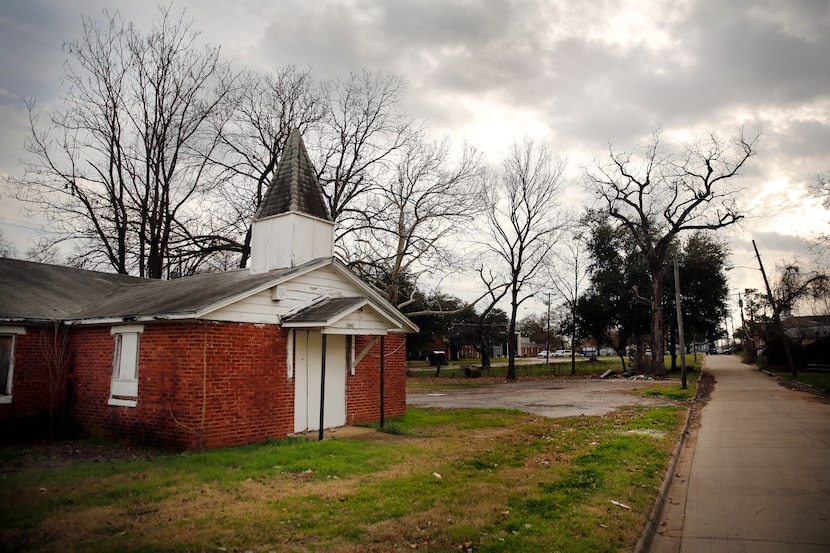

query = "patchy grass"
[0,406,687,553]
[794,372,830,395]
[640,383,697,401]
[766,369,830,396]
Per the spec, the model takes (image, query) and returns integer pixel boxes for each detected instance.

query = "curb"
[632,371,705,553]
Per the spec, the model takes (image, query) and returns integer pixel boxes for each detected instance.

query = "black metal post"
[318,334,327,441]
[379,335,386,428]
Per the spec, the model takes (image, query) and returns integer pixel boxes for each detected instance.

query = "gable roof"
[0,257,326,323]
[283,297,369,325]
[254,128,331,222]
[0,258,143,322]
[0,256,418,333]
[282,297,406,335]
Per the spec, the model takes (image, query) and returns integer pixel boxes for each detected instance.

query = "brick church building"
[0,130,417,450]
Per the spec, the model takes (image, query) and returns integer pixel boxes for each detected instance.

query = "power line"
[0,215,48,232]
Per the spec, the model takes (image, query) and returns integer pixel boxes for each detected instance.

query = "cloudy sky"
[1,0,829,317]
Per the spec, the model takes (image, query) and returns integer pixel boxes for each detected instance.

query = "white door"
[294,331,347,433]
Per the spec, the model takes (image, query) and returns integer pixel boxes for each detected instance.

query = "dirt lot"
[407,375,678,418]
[2,374,679,472]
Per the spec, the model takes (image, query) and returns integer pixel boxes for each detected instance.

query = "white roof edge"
[324,297,371,327]
[254,210,336,227]
[194,258,332,318]
[329,259,420,333]
[282,297,405,334]
[66,314,195,325]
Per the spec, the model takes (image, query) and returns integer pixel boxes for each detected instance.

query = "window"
[0,335,14,404]
[0,327,25,405]
[110,325,143,407]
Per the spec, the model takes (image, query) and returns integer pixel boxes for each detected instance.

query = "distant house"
[780,315,830,343]
[0,130,417,450]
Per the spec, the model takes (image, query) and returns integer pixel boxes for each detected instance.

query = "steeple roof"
[254,129,332,222]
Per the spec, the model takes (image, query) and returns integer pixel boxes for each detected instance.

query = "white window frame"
[0,327,26,405]
[348,335,356,376]
[109,325,143,407]
[286,329,294,380]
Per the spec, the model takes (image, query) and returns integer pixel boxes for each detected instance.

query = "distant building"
[781,315,830,344]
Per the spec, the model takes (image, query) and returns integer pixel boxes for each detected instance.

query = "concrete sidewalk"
[649,355,830,553]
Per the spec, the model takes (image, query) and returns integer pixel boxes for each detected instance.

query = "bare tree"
[807,171,830,259]
[548,230,589,375]
[12,6,236,278]
[774,262,830,317]
[808,170,830,209]
[0,229,18,259]
[39,322,70,439]
[585,128,758,373]
[480,138,566,381]
[312,70,416,247]
[211,65,328,267]
[473,268,512,369]
[347,136,483,307]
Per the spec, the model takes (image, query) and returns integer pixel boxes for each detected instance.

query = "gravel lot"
[407,376,677,418]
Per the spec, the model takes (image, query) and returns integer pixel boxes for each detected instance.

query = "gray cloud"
[1,0,828,264]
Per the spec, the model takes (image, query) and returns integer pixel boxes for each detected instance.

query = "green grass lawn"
[794,371,830,394]
[0,404,689,553]
[773,370,830,395]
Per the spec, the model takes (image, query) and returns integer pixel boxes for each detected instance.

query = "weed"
[641,383,696,401]
[0,406,687,553]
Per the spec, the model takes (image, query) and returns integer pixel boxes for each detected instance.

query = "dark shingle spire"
[254,129,331,222]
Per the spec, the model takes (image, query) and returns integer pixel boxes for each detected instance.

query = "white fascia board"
[281,298,403,334]
[323,327,388,336]
[281,297,371,328]
[321,297,371,327]
[0,317,56,325]
[280,321,320,328]
[67,314,194,325]
[193,258,331,319]
[256,210,335,227]
[329,259,420,333]
[352,299,405,332]
[284,298,406,335]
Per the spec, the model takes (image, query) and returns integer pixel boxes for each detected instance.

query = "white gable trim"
[282,298,398,335]
[194,258,331,319]
[254,210,334,227]
[60,257,417,334]
[66,259,333,325]
[329,260,419,333]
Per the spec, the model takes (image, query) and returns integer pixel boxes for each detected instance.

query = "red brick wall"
[5,322,409,450]
[346,333,407,425]
[69,322,294,450]
[0,327,70,438]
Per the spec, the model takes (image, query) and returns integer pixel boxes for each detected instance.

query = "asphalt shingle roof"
[281,297,368,325]
[0,257,322,322]
[254,129,331,222]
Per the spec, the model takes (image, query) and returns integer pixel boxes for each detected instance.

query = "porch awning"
[281,296,403,334]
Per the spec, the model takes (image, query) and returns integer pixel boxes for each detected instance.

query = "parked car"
[553,350,572,357]
[537,351,551,358]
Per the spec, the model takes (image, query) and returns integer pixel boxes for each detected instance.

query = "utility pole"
[570,246,579,376]
[674,253,687,389]
[545,292,551,367]
[752,240,796,376]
